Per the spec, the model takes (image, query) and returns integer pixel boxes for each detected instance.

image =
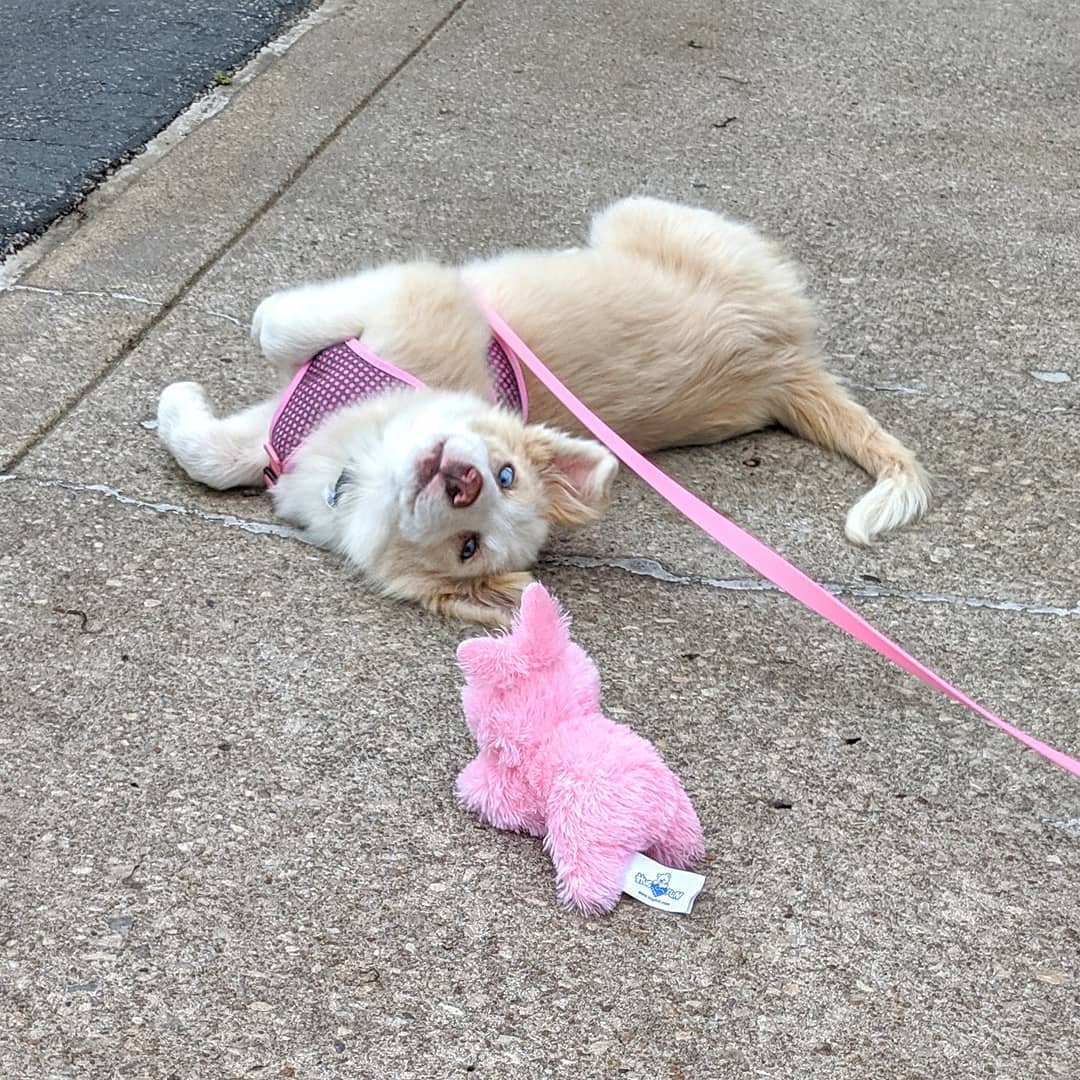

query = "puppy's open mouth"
[413,441,485,508]
[414,440,446,499]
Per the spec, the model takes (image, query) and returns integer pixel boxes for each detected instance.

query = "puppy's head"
[325,391,617,625]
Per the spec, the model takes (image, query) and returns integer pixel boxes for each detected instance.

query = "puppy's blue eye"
[460,535,479,561]
[497,464,515,489]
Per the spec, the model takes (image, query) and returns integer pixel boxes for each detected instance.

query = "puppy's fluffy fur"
[158,197,930,624]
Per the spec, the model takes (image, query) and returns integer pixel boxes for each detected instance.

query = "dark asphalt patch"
[0,0,322,259]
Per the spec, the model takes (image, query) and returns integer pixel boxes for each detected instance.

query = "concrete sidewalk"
[1,0,1077,1076]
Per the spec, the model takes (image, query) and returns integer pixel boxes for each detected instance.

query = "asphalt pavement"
[0,0,320,257]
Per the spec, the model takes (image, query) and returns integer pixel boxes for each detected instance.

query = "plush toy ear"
[457,636,510,684]
[513,581,571,661]
[457,636,495,680]
[525,426,619,527]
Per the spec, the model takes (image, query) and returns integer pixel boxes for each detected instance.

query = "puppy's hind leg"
[772,364,931,545]
[589,196,807,302]
[157,382,274,489]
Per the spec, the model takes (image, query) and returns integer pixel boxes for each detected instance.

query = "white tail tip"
[844,467,931,545]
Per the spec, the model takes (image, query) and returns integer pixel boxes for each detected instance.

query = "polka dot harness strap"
[262,329,529,486]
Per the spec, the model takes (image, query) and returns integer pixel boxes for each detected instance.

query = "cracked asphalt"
[1,0,1078,1076]
[0,0,321,257]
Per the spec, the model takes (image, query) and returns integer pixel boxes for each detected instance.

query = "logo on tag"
[634,871,684,901]
[622,853,705,915]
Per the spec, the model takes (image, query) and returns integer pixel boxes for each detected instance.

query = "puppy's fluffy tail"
[774,367,931,545]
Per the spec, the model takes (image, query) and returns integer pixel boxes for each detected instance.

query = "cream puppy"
[157,197,930,624]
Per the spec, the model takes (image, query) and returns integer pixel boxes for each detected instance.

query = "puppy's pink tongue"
[442,463,483,507]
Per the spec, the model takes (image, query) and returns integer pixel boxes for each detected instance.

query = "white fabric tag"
[622,853,705,915]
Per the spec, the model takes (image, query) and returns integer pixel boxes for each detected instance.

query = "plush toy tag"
[622,853,705,915]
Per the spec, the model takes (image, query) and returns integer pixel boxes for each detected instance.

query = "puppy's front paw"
[157,381,208,442]
[251,288,316,372]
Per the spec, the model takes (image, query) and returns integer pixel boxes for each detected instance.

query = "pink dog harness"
[263,333,528,485]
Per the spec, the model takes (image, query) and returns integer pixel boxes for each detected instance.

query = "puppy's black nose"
[442,463,482,507]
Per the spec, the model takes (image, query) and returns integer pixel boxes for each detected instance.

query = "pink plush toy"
[456,582,705,914]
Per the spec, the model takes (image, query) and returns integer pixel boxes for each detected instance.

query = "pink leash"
[480,304,1080,781]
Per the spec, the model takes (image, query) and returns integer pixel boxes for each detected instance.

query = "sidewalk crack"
[0,473,307,543]
[542,553,1080,618]
[10,282,159,307]
[6,474,1070,618]
[6,283,246,330]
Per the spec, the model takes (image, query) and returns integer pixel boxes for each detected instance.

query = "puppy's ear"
[427,571,534,628]
[525,426,619,527]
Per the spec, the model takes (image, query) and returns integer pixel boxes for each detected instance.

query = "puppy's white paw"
[252,289,316,370]
[249,292,277,345]
[157,381,209,443]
